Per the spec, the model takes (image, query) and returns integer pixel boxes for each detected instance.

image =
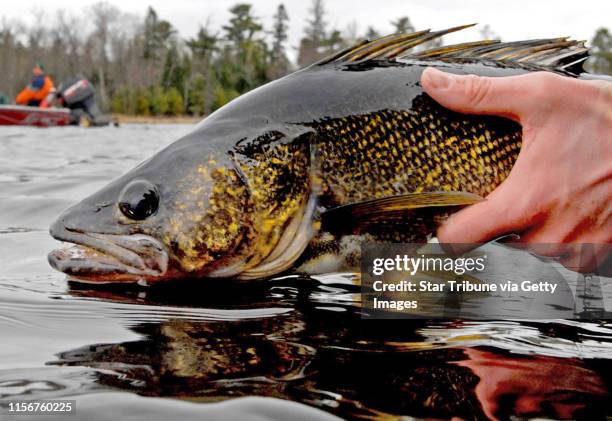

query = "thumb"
[421,68,555,122]
[437,177,525,245]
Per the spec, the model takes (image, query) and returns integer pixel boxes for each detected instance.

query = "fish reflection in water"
[50,277,610,420]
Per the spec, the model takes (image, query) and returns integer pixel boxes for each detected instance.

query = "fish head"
[48,134,256,283]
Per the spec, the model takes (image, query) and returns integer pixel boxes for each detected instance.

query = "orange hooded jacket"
[16,74,54,107]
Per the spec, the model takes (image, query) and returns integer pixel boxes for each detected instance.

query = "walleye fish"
[48,25,593,283]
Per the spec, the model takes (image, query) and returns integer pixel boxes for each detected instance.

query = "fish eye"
[118,180,159,221]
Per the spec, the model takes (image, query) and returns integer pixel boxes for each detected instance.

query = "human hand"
[421,68,612,274]
[455,348,606,421]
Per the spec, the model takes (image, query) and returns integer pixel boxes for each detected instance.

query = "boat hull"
[0,105,71,127]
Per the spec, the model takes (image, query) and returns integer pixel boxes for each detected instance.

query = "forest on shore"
[1,1,611,116]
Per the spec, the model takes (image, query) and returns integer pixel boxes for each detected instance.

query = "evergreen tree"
[161,41,191,94]
[298,0,328,66]
[305,0,326,44]
[143,7,175,60]
[365,26,381,40]
[143,7,159,59]
[187,74,206,115]
[588,27,612,75]
[187,26,218,60]
[149,85,169,115]
[390,16,438,52]
[165,87,184,115]
[391,16,415,34]
[271,4,289,61]
[219,3,267,94]
[222,4,263,45]
[268,4,290,79]
[325,29,344,53]
[187,26,219,115]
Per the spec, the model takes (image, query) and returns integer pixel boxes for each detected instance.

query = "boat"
[1,77,111,127]
[0,105,71,127]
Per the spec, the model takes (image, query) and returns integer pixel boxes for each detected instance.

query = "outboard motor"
[56,77,110,126]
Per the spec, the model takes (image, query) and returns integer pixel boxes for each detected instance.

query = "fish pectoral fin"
[321,191,483,235]
[325,191,485,217]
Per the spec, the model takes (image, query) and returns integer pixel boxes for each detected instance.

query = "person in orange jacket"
[15,63,54,107]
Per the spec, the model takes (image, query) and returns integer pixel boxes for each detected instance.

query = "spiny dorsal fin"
[414,38,566,60]
[414,40,502,58]
[412,37,589,72]
[316,25,589,74]
[317,24,475,66]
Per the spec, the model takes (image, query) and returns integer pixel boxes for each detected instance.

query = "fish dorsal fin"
[412,37,589,72]
[316,24,475,66]
[316,25,589,74]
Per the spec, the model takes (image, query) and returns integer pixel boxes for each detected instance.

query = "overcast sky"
[1,0,610,62]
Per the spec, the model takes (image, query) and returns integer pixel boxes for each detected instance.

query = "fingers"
[559,244,611,275]
[420,68,562,122]
[510,243,611,275]
[437,179,527,246]
[423,67,611,276]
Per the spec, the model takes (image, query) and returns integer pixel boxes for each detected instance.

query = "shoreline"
[111,114,203,125]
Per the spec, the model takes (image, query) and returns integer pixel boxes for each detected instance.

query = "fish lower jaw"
[47,229,170,283]
[48,244,165,282]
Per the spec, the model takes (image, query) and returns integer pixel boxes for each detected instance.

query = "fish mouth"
[48,223,169,283]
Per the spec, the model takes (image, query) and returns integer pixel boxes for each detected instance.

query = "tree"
[143,6,175,60]
[111,85,133,114]
[89,2,121,111]
[143,7,158,59]
[479,24,500,41]
[162,41,191,94]
[365,26,380,40]
[149,85,168,115]
[187,26,219,114]
[588,27,612,75]
[165,87,184,115]
[222,4,262,45]
[268,4,290,79]
[391,16,415,34]
[219,3,267,94]
[51,10,81,76]
[325,29,344,53]
[214,85,239,109]
[135,88,151,115]
[187,26,218,60]
[187,74,206,115]
[298,0,329,66]
[390,16,440,53]
[304,0,326,44]
[270,4,289,61]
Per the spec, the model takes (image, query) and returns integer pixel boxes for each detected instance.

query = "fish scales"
[312,96,521,206]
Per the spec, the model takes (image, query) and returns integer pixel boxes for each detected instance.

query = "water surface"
[1,125,611,420]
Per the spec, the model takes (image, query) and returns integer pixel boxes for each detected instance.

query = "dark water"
[1,125,611,421]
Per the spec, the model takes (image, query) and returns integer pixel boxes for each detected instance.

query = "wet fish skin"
[311,91,521,205]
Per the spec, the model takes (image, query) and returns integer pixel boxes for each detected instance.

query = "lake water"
[0,124,611,420]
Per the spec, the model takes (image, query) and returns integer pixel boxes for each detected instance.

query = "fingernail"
[424,68,453,90]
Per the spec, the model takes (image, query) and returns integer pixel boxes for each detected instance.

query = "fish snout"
[48,216,170,282]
